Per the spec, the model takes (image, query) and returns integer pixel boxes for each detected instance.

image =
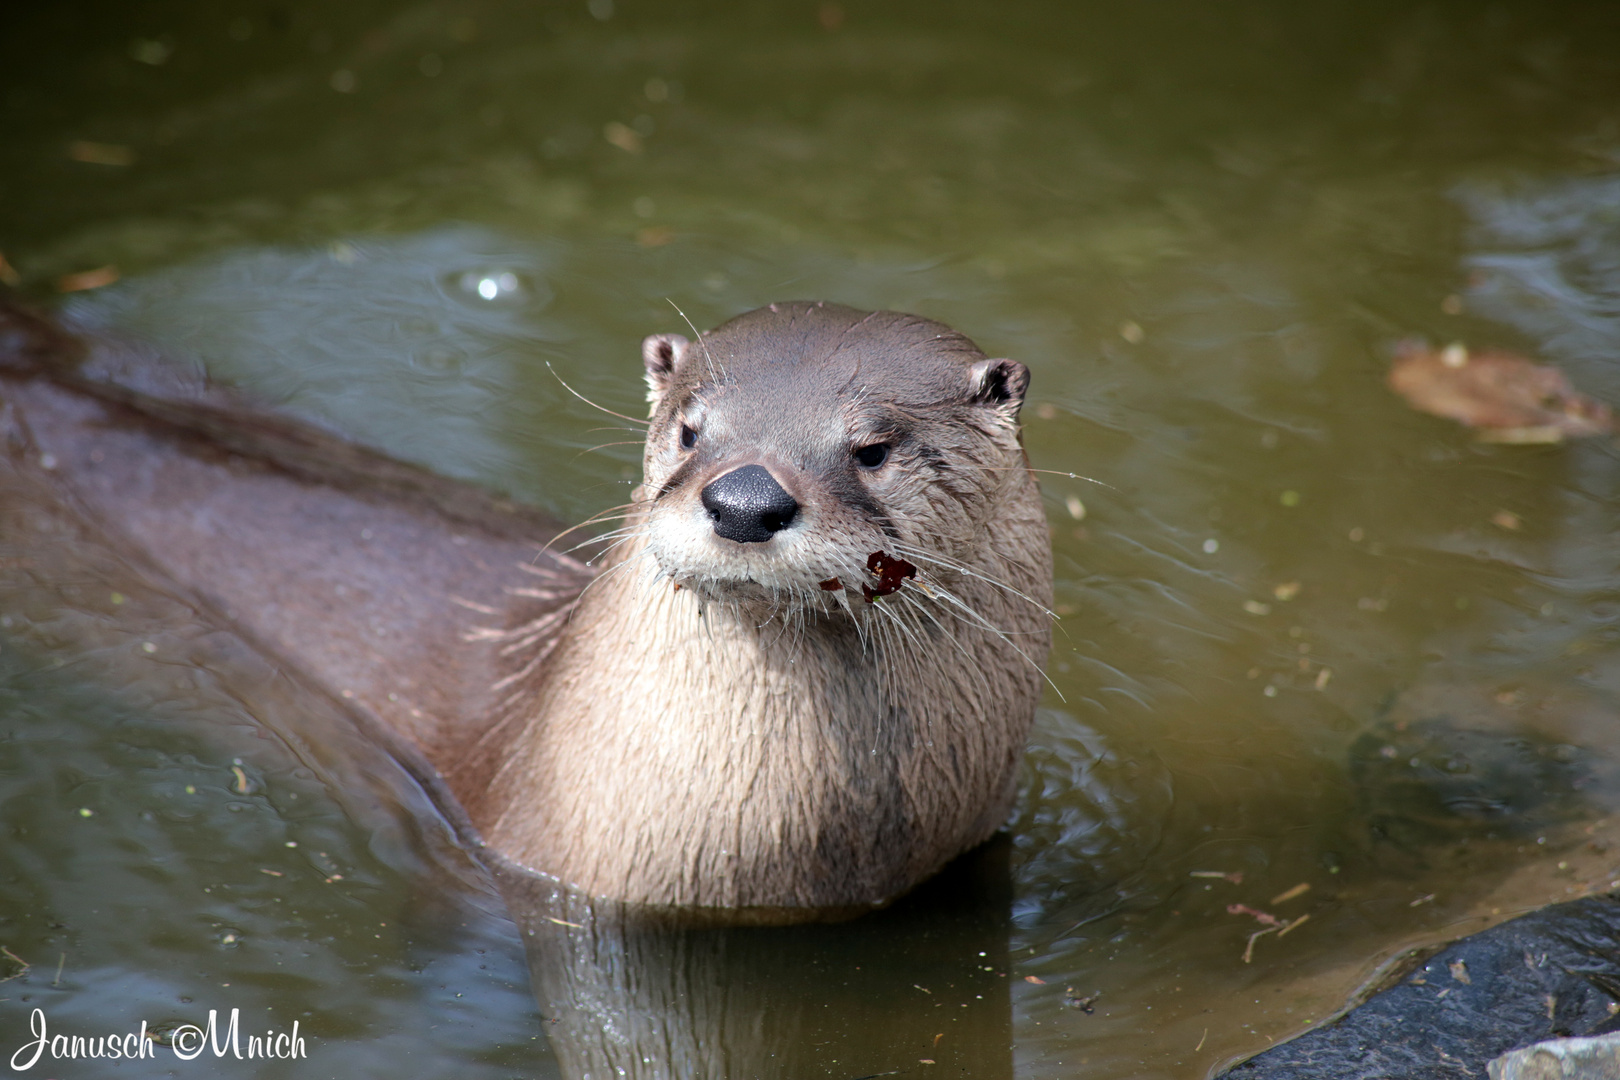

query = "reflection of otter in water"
[0,298,1051,915]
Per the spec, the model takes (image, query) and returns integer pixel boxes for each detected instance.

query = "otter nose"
[701,465,799,544]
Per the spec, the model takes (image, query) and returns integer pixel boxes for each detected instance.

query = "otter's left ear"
[967,358,1030,414]
[642,333,690,407]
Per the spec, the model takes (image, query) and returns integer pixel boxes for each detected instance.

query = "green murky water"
[5,1,1620,1076]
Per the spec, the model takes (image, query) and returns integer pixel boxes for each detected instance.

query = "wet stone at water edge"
[1222,896,1620,1080]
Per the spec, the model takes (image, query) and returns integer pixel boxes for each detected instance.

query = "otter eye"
[679,423,698,449]
[853,443,890,469]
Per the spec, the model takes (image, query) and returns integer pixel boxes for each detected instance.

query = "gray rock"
[1490,1033,1620,1080]
[1221,895,1620,1080]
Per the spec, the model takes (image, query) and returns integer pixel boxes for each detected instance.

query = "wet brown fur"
[0,298,1051,914]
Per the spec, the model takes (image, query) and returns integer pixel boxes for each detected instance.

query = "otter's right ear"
[642,333,690,407]
[967,358,1030,415]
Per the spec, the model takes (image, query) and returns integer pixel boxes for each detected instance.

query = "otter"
[465,301,1053,909]
[0,298,1052,916]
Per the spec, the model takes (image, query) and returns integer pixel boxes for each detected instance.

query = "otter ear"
[967,358,1030,414]
[642,333,690,405]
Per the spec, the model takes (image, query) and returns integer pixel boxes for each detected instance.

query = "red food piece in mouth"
[861,550,916,602]
[819,577,842,591]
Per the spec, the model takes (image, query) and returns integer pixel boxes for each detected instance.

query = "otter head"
[635,301,1030,612]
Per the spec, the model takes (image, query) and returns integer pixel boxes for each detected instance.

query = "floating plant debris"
[1063,988,1099,1013]
[1388,341,1613,443]
[1228,903,1310,962]
[56,265,120,293]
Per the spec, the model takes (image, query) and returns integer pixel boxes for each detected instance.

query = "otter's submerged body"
[0,299,1052,916]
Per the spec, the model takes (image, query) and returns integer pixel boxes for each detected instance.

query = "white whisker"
[888,540,1056,620]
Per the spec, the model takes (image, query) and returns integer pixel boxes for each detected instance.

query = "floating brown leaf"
[603,121,642,153]
[56,265,120,293]
[67,140,136,167]
[1388,341,1613,443]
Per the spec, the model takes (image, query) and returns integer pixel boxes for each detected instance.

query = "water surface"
[5,1,1620,1076]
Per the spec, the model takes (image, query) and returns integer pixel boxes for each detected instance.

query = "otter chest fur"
[463,301,1053,910]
